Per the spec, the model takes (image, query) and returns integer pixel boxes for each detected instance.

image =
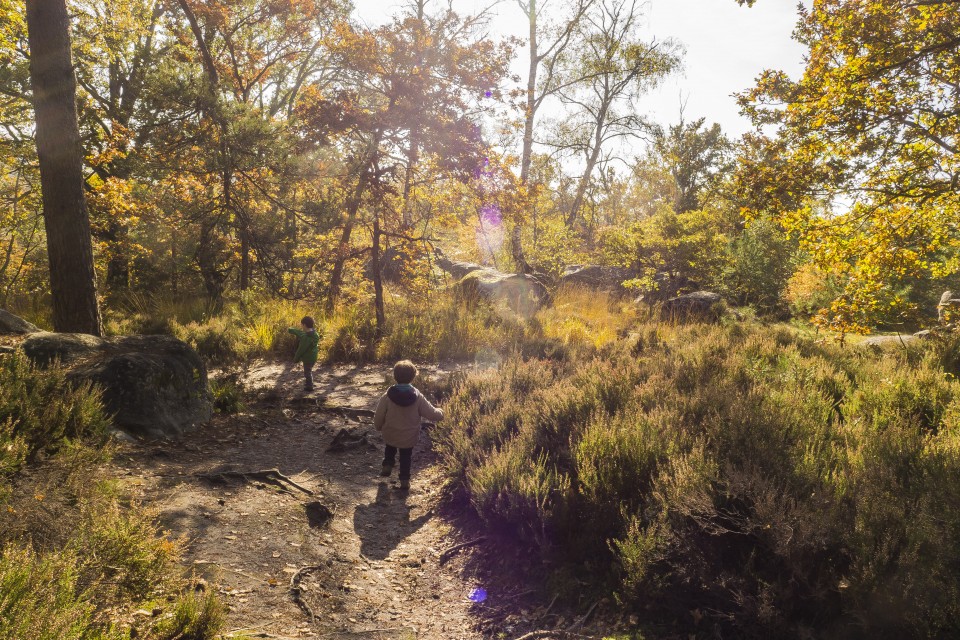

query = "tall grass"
[104,288,582,366]
[434,322,960,638]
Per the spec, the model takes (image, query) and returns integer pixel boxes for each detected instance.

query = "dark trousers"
[383,446,413,480]
[303,361,314,389]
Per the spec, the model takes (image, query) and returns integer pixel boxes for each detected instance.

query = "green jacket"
[288,328,319,365]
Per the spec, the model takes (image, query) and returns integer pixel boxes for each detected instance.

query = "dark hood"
[387,385,418,407]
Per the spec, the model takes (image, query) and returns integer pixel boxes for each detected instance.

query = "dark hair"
[393,360,418,384]
[301,316,315,329]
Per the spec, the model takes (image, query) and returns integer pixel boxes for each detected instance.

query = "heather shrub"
[0,353,109,478]
[435,321,960,637]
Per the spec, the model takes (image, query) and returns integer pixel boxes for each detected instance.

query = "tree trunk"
[567,103,608,228]
[26,0,102,335]
[512,0,538,275]
[327,172,368,305]
[240,229,250,290]
[401,129,420,229]
[371,211,385,339]
[328,134,381,306]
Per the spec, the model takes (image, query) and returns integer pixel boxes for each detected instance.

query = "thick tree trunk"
[26,0,102,335]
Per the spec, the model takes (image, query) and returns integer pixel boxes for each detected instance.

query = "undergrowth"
[434,321,960,639]
[102,287,620,367]
[0,353,225,639]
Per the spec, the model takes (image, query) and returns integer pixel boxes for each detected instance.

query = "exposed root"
[326,427,371,452]
[196,468,315,496]
[289,564,324,621]
[438,536,487,565]
[512,631,564,640]
[566,600,599,632]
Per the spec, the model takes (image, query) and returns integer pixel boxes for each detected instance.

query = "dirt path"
[114,360,493,640]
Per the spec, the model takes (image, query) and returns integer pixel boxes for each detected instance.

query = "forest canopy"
[1,0,958,336]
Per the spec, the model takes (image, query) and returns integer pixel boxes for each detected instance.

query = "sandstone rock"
[454,268,549,316]
[0,309,40,335]
[560,265,633,292]
[860,334,918,348]
[436,255,488,280]
[436,254,549,315]
[22,331,106,366]
[661,291,726,321]
[23,333,212,438]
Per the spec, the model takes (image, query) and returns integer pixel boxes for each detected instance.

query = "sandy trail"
[115,360,488,640]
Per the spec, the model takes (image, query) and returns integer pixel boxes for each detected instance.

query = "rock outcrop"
[560,265,633,292]
[22,332,212,439]
[436,255,549,315]
[0,309,40,335]
[661,291,726,321]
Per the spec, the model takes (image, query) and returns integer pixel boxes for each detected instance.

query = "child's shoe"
[380,463,393,477]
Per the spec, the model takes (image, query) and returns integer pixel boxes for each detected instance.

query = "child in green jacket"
[288,316,320,391]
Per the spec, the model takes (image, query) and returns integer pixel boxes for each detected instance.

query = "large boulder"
[22,331,106,366]
[560,265,633,292]
[435,253,549,315]
[661,291,726,321]
[454,269,549,317]
[860,335,916,348]
[22,332,212,439]
[436,255,488,280]
[0,309,40,335]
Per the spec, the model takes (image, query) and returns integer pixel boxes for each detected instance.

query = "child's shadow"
[354,482,431,560]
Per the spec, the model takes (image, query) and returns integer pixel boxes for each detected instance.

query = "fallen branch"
[566,600,599,632]
[438,536,487,565]
[541,593,559,619]
[512,632,564,640]
[289,564,324,621]
[196,468,314,496]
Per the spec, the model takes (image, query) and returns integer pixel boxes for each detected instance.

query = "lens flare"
[467,587,488,603]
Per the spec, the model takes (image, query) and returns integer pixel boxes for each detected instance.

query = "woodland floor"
[111,360,626,640]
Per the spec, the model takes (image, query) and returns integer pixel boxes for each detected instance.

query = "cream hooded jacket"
[373,384,444,449]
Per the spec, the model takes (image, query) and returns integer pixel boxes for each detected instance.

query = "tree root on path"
[511,631,565,640]
[196,468,315,496]
[326,428,372,452]
[289,564,325,622]
[438,536,486,565]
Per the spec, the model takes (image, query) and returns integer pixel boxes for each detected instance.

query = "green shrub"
[0,546,103,640]
[0,353,109,477]
[435,322,960,637]
[210,374,244,414]
[150,590,225,640]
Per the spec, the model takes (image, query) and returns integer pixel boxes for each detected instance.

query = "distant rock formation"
[435,254,549,315]
[661,291,727,321]
[560,265,633,293]
[0,309,40,335]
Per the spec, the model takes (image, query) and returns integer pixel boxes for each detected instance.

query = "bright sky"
[351,0,809,143]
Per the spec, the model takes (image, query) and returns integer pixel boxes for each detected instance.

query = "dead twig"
[512,631,564,640]
[541,593,559,619]
[289,564,324,621]
[196,468,315,496]
[566,600,599,632]
[438,536,487,565]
